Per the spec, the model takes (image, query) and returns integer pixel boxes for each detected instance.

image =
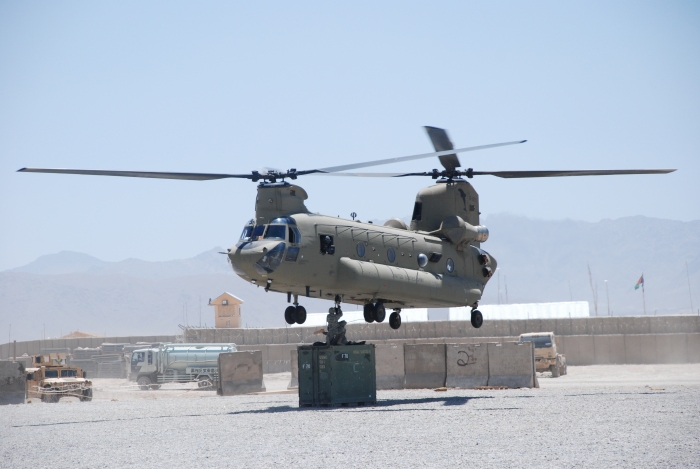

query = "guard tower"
[209,292,244,328]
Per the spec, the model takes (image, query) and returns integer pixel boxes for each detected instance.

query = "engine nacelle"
[435,215,489,246]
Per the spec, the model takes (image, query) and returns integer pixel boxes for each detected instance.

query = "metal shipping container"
[298,344,376,407]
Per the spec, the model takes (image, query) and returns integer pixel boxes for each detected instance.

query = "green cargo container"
[297,344,376,407]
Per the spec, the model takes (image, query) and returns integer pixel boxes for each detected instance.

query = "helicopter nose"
[229,240,286,278]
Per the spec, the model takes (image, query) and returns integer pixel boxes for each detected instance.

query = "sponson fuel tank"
[409,179,481,234]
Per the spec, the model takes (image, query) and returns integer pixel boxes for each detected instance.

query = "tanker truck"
[129,343,236,390]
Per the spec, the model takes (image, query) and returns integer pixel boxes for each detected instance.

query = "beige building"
[209,292,244,328]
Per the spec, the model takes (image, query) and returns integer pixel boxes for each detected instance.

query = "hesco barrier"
[0,361,26,405]
[487,342,536,388]
[217,351,266,396]
[445,343,489,388]
[404,344,446,389]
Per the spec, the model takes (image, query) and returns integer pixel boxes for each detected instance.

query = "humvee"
[519,332,567,378]
[26,353,93,403]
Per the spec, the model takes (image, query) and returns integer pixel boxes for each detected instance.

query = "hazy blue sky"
[1,1,698,271]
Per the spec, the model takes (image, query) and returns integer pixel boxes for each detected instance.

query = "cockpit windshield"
[239,219,254,241]
[264,225,286,240]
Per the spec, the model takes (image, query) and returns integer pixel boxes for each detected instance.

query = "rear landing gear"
[284,294,307,325]
[363,302,387,323]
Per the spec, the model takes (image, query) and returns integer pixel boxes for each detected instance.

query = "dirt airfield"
[2,364,699,468]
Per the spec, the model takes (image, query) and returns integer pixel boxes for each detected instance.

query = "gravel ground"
[2,365,699,468]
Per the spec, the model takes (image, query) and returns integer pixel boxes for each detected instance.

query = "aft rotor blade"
[310,172,409,177]
[471,169,676,178]
[315,140,526,173]
[424,126,461,172]
[17,168,253,180]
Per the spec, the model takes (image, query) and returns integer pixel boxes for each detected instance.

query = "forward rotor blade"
[424,126,460,172]
[315,140,526,173]
[310,172,409,177]
[17,168,253,180]
[471,169,676,178]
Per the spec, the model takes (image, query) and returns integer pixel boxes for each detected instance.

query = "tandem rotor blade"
[16,168,254,180]
[314,140,527,174]
[470,169,677,178]
[424,126,460,172]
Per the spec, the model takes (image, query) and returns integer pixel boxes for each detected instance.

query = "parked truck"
[519,332,567,377]
[26,352,93,402]
[129,343,236,390]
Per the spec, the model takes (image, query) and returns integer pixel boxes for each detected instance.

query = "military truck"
[26,353,93,403]
[519,332,567,378]
[130,343,236,390]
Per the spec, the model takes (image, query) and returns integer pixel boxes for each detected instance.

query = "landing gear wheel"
[471,310,483,329]
[294,305,307,324]
[373,303,386,323]
[363,303,375,323]
[284,306,296,325]
[137,375,152,391]
[389,312,402,330]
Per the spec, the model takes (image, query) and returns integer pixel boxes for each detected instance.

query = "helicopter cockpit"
[239,217,301,244]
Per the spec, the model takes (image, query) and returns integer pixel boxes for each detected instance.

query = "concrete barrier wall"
[180,315,700,347]
[0,335,176,360]
[288,350,298,389]
[0,361,26,405]
[217,351,265,396]
[404,344,446,389]
[375,343,405,390]
[445,343,489,388]
[487,342,536,388]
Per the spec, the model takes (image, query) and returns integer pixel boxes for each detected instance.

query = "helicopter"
[18,127,674,331]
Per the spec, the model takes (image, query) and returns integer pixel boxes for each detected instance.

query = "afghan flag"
[635,274,644,290]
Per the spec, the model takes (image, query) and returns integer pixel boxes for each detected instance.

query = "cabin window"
[320,235,335,255]
[429,253,442,263]
[446,258,454,273]
[148,351,153,365]
[44,370,58,378]
[412,202,422,221]
[356,242,366,257]
[387,247,396,263]
[264,225,286,240]
[417,253,428,268]
[132,352,145,364]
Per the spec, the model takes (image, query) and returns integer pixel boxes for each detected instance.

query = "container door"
[330,345,376,405]
[297,348,315,406]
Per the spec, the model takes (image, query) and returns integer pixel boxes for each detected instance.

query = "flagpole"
[642,282,647,315]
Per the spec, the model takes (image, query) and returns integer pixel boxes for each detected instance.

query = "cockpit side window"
[240,225,253,241]
[264,225,286,240]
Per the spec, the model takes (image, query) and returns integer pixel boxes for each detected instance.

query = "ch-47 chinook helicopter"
[19,127,674,331]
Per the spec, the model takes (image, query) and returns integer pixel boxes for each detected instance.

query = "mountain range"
[1,214,698,342]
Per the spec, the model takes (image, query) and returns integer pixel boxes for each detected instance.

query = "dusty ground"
[1,365,698,468]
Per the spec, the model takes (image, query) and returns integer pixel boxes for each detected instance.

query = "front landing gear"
[284,294,307,325]
[470,309,483,329]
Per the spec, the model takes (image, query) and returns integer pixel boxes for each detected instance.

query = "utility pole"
[605,280,610,317]
[505,274,509,304]
[497,269,501,304]
[568,280,573,302]
[687,261,694,315]
[587,262,598,316]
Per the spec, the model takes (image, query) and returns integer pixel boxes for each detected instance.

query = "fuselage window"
[320,235,335,255]
[264,225,286,240]
[387,247,396,263]
[356,242,366,257]
[446,258,454,273]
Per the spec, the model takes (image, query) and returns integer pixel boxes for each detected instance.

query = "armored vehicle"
[26,353,93,402]
[519,332,567,377]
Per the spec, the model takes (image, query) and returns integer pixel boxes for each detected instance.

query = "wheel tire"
[294,305,307,324]
[363,303,375,323]
[389,312,402,330]
[551,364,560,378]
[137,376,152,390]
[470,310,483,329]
[374,303,386,323]
[81,388,93,402]
[284,306,297,325]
